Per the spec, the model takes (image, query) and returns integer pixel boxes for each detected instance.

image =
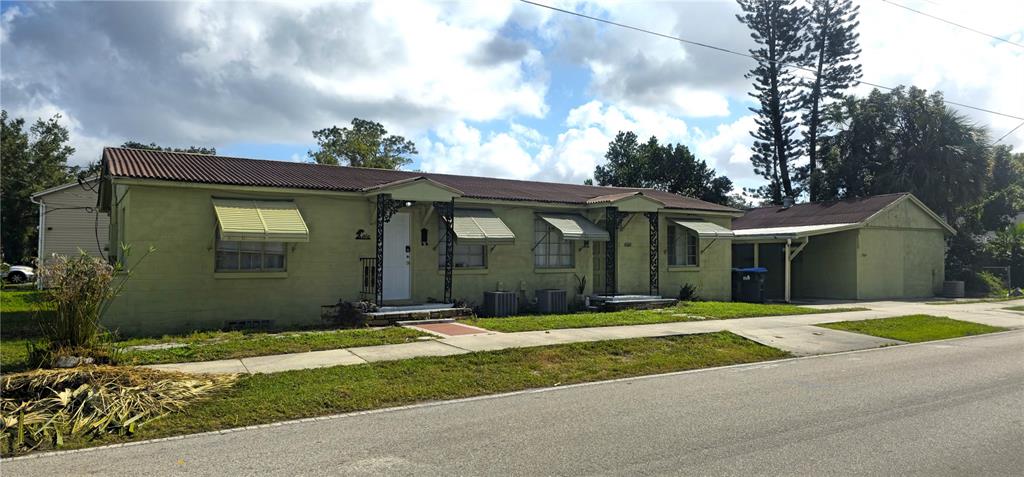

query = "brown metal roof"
[731,193,908,230]
[102,147,739,213]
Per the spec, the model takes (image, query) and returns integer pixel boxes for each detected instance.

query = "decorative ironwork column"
[605,207,620,295]
[646,212,659,296]
[375,194,401,306]
[433,200,455,303]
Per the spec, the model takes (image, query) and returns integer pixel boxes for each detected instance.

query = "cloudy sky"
[2,0,1022,193]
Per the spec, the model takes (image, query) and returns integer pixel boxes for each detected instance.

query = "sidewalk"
[144,299,1024,375]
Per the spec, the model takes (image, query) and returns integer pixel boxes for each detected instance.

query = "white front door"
[382,212,411,300]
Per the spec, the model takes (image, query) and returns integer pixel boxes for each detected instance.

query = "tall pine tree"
[736,0,807,204]
[801,0,862,202]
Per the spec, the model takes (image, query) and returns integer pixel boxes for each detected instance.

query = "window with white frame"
[438,220,486,268]
[216,239,286,272]
[534,218,574,268]
[667,225,699,266]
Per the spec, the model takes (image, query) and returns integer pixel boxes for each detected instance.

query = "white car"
[1,265,36,284]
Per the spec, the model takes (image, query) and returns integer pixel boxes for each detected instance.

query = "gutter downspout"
[30,196,44,290]
[785,239,792,303]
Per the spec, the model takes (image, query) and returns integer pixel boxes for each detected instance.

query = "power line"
[996,120,1024,143]
[881,0,1024,49]
[520,0,1024,122]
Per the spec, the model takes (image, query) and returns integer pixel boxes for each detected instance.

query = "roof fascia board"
[362,176,464,198]
[731,223,863,242]
[110,177,746,216]
[31,177,100,199]
[111,177,367,199]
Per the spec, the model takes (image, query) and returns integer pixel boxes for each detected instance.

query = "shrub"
[678,283,700,301]
[977,271,1008,297]
[33,247,153,367]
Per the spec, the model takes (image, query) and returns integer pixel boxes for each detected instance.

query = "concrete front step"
[363,307,474,326]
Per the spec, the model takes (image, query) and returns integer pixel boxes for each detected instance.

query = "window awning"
[670,219,735,238]
[213,199,310,242]
[538,213,609,241]
[451,209,515,245]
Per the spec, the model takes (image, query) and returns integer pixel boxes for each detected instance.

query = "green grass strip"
[818,315,1005,343]
[465,301,866,332]
[54,332,787,453]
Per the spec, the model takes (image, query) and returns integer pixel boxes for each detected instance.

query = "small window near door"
[667,225,699,267]
[437,220,486,268]
[216,239,287,272]
[534,218,574,268]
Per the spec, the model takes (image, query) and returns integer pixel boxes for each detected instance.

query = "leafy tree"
[985,223,1024,288]
[978,146,1024,231]
[308,118,417,169]
[120,141,217,155]
[594,131,735,205]
[736,0,807,203]
[800,0,862,202]
[817,86,990,222]
[1,111,77,264]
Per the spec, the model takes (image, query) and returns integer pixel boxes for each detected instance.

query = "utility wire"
[881,0,1024,49]
[996,120,1024,143]
[520,0,1024,122]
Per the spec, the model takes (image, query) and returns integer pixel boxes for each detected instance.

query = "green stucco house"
[731,193,955,302]
[97,148,953,336]
[98,147,742,335]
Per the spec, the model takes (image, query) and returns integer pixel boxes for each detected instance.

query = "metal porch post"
[433,200,455,303]
[605,207,619,295]
[375,194,400,306]
[646,212,659,296]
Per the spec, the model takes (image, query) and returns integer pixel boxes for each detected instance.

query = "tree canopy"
[308,118,417,169]
[817,86,990,222]
[1,111,78,264]
[801,0,862,201]
[593,132,735,206]
[121,141,217,155]
[736,0,807,203]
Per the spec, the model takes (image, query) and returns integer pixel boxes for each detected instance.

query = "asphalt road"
[5,330,1024,476]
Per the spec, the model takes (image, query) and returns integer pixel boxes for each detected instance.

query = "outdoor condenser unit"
[483,291,518,317]
[536,289,568,314]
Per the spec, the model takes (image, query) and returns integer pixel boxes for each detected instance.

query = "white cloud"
[1,1,549,165]
[421,100,695,184]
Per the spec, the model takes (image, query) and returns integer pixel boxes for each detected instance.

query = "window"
[438,220,486,268]
[534,218,574,268]
[668,225,699,267]
[216,239,286,272]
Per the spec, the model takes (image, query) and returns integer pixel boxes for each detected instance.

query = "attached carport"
[731,193,955,302]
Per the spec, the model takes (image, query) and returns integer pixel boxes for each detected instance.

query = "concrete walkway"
[144,298,1024,375]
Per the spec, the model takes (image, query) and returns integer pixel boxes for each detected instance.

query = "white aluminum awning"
[451,209,515,245]
[538,213,609,241]
[731,223,858,242]
[670,219,735,238]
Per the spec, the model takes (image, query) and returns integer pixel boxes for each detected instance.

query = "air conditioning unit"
[483,291,518,317]
[536,289,568,314]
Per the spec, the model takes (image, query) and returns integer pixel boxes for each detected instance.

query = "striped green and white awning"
[451,209,515,245]
[538,213,609,241]
[213,199,309,242]
[670,219,734,238]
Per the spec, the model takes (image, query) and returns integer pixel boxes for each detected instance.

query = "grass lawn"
[118,327,428,365]
[819,315,1005,343]
[53,331,788,453]
[0,289,429,372]
[1004,305,1024,312]
[464,301,867,333]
